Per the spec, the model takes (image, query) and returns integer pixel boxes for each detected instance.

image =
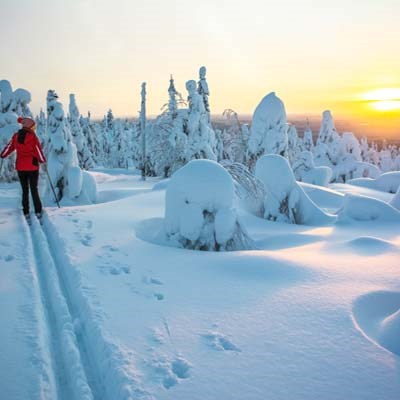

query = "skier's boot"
[24,213,31,225]
[35,211,43,223]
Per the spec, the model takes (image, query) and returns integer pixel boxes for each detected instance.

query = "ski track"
[27,215,94,400]
[38,214,153,400]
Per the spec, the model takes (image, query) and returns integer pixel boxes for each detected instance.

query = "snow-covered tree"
[247,92,288,169]
[220,109,248,163]
[35,109,46,145]
[302,119,314,152]
[164,159,253,251]
[46,90,97,203]
[380,150,392,173]
[69,94,94,170]
[360,135,369,162]
[185,79,217,161]
[287,123,301,165]
[0,80,32,181]
[80,112,97,163]
[197,66,210,120]
[147,76,188,177]
[292,151,332,186]
[255,154,334,225]
[317,110,340,145]
[139,83,148,178]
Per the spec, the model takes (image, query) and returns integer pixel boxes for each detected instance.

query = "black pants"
[18,170,42,215]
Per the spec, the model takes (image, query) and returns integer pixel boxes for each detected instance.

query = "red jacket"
[0,128,46,171]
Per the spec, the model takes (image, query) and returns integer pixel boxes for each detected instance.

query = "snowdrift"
[349,171,400,194]
[337,193,400,223]
[164,159,253,251]
[352,291,400,356]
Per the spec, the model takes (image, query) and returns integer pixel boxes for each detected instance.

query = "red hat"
[17,117,36,129]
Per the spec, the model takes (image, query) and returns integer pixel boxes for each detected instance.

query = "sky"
[1,0,399,137]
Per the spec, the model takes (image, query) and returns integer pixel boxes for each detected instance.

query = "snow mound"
[152,179,170,191]
[337,194,400,223]
[255,154,335,225]
[352,291,400,356]
[165,160,253,251]
[390,186,400,210]
[345,236,398,255]
[349,171,400,194]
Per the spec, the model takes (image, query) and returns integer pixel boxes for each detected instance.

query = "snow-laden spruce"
[0,80,32,181]
[247,92,288,169]
[46,90,97,203]
[68,94,94,170]
[287,124,301,165]
[255,154,335,225]
[185,80,217,161]
[292,151,332,186]
[164,160,253,251]
[147,75,188,177]
[302,120,314,152]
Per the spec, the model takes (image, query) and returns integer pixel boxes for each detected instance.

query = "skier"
[0,117,46,221]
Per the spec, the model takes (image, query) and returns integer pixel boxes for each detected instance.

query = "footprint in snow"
[202,331,241,352]
[4,255,14,262]
[110,265,131,275]
[150,356,192,389]
[153,293,164,301]
[142,275,163,286]
[101,244,118,252]
[81,234,94,247]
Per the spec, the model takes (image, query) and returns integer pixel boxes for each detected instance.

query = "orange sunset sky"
[1,0,399,137]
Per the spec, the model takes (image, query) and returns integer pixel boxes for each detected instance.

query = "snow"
[292,151,332,186]
[164,159,252,251]
[352,291,400,357]
[255,154,335,225]
[247,92,288,164]
[337,193,400,223]
[1,168,400,399]
[390,186,400,210]
[349,171,400,193]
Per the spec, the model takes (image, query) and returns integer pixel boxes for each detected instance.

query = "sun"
[361,88,400,112]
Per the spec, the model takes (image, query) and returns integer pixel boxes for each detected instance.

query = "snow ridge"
[42,215,153,400]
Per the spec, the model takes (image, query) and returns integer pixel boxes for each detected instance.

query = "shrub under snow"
[255,154,335,225]
[164,160,253,251]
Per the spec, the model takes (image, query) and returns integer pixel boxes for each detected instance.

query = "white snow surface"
[349,171,400,194]
[1,168,400,400]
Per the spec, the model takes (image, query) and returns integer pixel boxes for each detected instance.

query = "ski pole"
[45,167,61,208]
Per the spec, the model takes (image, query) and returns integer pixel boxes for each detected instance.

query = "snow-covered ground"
[1,169,399,400]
